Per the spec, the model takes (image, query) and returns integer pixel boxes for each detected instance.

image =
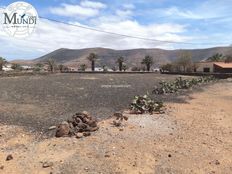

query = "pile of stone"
[55,111,99,138]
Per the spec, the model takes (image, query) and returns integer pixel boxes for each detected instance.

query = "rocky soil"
[0,80,231,174]
[0,73,191,131]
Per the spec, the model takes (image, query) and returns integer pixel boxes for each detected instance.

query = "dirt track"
[0,80,231,174]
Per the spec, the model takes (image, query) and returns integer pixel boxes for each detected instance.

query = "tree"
[207,53,225,62]
[141,55,153,71]
[0,57,7,71]
[87,53,98,71]
[131,66,140,72]
[112,66,117,71]
[58,64,67,72]
[160,63,174,72]
[122,63,128,71]
[225,55,232,63]
[192,63,199,72]
[46,58,56,73]
[116,57,124,71]
[176,52,192,72]
[34,63,44,72]
[11,63,22,71]
[102,65,108,72]
[141,66,146,72]
[79,64,87,71]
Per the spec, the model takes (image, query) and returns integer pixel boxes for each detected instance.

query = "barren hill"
[33,46,232,67]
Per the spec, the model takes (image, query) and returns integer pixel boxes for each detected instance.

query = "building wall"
[196,62,214,73]
[214,65,232,73]
[2,64,13,71]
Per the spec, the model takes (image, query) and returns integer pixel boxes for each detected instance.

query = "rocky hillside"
[34,47,232,67]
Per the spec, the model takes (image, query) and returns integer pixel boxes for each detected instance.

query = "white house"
[153,68,160,72]
[195,62,215,73]
[195,61,232,73]
[85,67,103,72]
[21,65,33,70]
[2,64,13,71]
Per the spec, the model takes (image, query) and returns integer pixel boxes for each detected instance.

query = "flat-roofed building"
[195,62,215,73]
[196,62,232,73]
[214,62,232,73]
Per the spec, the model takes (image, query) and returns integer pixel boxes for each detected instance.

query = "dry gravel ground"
[0,79,231,174]
[0,73,190,131]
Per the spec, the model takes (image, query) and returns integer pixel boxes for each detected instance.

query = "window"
[203,67,210,73]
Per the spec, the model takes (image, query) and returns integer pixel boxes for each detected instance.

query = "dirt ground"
[0,79,231,174]
[0,73,191,131]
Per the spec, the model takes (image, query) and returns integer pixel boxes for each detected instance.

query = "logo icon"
[1,1,38,38]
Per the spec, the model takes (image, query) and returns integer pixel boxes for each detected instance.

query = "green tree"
[116,56,124,71]
[207,53,225,62]
[141,55,153,71]
[87,53,98,71]
[112,66,117,71]
[176,52,192,72]
[46,58,56,73]
[160,63,174,72]
[34,63,44,72]
[102,65,108,72]
[11,63,22,71]
[0,57,7,71]
[79,64,87,71]
[122,63,128,71]
[58,64,67,72]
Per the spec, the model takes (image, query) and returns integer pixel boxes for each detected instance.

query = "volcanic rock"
[55,121,70,137]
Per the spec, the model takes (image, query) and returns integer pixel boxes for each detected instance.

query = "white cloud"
[80,0,106,9]
[0,6,5,13]
[116,9,133,18]
[160,1,232,20]
[122,4,135,10]
[49,3,98,18]
[164,7,202,19]
[49,1,106,18]
[0,16,191,59]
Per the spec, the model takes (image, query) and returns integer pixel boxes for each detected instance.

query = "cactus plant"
[130,94,164,114]
[153,76,216,95]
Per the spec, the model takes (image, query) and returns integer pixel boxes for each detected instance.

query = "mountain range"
[14,47,232,68]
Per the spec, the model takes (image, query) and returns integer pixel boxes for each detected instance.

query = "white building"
[85,67,103,72]
[195,62,215,73]
[21,65,33,70]
[2,64,13,71]
[153,68,160,72]
[195,61,232,73]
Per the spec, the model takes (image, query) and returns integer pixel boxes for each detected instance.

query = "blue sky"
[0,0,232,60]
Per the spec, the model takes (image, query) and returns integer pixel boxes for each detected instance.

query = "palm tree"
[87,53,98,71]
[116,56,124,71]
[141,55,153,71]
[207,53,225,62]
[46,58,56,73]
[0,57,7,71]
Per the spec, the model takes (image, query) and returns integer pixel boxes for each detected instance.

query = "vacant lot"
[0,79,231,174]
[0,73,187,131]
